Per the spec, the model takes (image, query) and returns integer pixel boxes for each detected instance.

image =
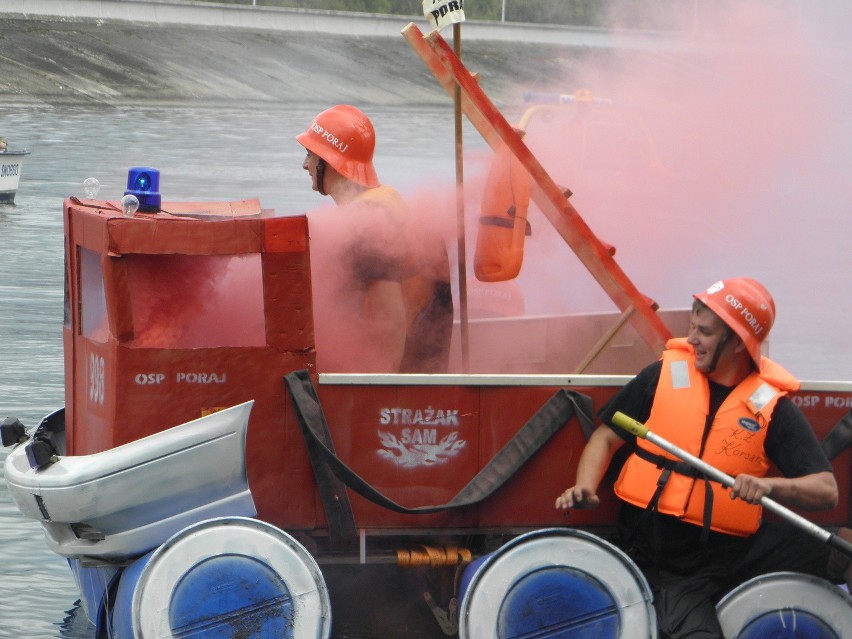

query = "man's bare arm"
[555,425,626,510]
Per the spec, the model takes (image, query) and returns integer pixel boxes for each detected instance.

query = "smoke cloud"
[459,1,851,378]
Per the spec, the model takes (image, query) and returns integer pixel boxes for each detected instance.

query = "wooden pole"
[572,306,635,374]
[453,22,470,372]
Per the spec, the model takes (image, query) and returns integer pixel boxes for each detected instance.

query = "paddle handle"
[611,412,648,438]
[611,411,852,558]
[828,532,852,558]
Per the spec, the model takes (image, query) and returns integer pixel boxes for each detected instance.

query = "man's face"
[302,149,321,193]
[687,306,734,373]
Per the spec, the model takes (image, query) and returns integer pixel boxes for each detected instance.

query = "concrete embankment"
[0,1,662,107]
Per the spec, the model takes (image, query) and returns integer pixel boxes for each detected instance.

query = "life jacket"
[614,338,800,537]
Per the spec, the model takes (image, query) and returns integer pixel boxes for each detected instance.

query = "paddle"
[612,411,852,559]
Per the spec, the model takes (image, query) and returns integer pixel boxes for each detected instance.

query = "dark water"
[1,60,851,634]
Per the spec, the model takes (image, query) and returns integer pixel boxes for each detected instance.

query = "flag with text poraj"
[423,0,465,32]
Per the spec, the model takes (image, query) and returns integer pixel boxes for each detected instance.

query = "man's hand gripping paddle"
[612,411,852,559]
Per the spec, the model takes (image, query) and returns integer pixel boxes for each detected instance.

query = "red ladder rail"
[401,23,671,355]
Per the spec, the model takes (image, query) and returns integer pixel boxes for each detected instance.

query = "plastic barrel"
[716,571,852,639]
[110,516,331,639]
[68,558,122,633]
[458,528,656,638]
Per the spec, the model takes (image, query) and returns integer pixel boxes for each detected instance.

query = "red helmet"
[693,278,775,367]
[296,105,379,188]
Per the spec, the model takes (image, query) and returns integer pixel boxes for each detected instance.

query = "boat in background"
[3,24,852,639]
[0,148,31,204]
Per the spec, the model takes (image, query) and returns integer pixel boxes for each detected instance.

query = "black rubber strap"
[634,446,705,479]
[822,409,852,461]
[284,370,358,550]
[284,370,594,517]
[634,446,714,542]
[478,215,532,236]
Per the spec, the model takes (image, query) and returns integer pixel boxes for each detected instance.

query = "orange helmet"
[296,105,379,188]
[693,278,775,367]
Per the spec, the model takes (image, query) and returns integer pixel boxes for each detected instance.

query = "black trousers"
[619,510,834,639]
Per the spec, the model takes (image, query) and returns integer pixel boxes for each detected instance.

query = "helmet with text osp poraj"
[693,278,775,367]
[296,105,379,188]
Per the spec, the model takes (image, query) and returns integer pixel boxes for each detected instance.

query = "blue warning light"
[125,166,161,212]
[134,173,151,190]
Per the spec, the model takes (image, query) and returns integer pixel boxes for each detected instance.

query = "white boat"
[0,150,30,204]
[3,401,256,560]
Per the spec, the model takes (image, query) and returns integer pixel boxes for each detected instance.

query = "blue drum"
[716,572,852,639]
[458,528,656,638]
[109,516,331,639]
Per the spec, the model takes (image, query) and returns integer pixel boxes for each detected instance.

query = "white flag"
[422,0,466,32]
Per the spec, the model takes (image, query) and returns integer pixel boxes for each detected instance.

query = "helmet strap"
[316,158,327,196]
[707,328,732,374]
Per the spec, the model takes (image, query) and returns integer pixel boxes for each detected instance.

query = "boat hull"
[0,150,30,203]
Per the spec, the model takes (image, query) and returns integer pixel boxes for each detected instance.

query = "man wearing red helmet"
[297,105,453,373]
[555,277,851,638]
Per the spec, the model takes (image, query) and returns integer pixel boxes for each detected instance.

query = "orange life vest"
[614,338,800,537]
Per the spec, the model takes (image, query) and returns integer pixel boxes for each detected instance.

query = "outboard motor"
[458,528,656,638]
[716,571,852,639]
